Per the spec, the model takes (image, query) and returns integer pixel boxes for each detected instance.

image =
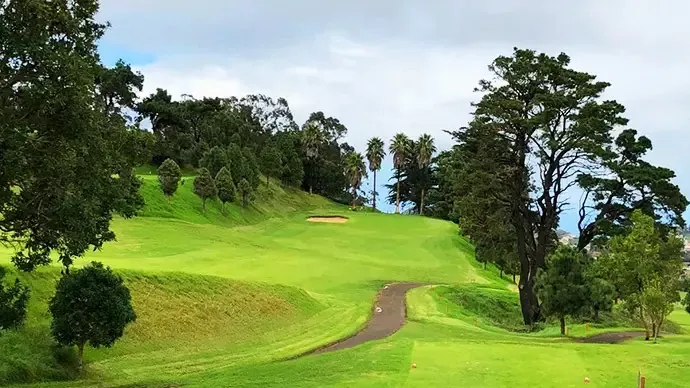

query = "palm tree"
[389,133,411,213]
[365,137,386,211]
[344,152,368,208]
[301,121,326,194]
[416,133,436,215]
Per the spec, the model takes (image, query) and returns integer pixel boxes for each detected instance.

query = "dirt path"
[576,331,647,344]
[308,282,423,355]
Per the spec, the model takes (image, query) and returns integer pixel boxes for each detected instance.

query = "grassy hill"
[2,174,690,387]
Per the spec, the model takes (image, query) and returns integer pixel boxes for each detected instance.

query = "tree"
[389,133,411,213]
[158,158,182,203]
[226,144,245,188]
[535,245,611,335]
[453,48,685,325]
[641,278,675,343]
[415,134,436,216]
[241,147,261,189]
[0,0,145,273]
[215,167,236,214]
[260,143,282,185]
[200,146,228,178]
[49,262,136,368]
[344,152,368,208]
[237,178,254,208]
[365,137,386,210]
[683,292,690,314]
[596,210,683,340]
[301,121,326,194]
[0,266,30,331]
[193,168,218,211]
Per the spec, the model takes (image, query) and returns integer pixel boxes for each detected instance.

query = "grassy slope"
[3,174,690,387]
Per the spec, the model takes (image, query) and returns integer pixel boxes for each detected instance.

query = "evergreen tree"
[158,158,182,203]
[193,168,218,211]
[237,178,254,208]
[200,146,228,177]
[260,143,282,185]
[215,167,236,214]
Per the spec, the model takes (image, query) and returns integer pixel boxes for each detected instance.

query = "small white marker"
[375,306,383,313]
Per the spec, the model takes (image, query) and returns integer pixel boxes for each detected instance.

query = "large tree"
[365,137,386,210]
[415,134,436,216]
[389,133,412,213]
[0,0,144,273]
[344,152,368,208]
[193,168,218,212]
[301,120,326,194]
[451,48,688,325]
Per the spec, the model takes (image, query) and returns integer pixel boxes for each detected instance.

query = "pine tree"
[158,159,182,203]
[193,168,218,211]
[215,167,236,214]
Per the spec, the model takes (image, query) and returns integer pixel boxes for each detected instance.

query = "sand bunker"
[307,216,349,223]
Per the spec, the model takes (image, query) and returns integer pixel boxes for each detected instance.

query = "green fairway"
[2,176,689,387]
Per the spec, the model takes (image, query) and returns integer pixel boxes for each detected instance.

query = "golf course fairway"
[1,176,689,387]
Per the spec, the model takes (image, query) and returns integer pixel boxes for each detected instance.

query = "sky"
[96,0,690,234]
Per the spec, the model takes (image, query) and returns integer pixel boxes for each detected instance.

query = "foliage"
[193,168,218,211]
[0,0,145,273]
[260,143,283,185]
[200,146,228,178]
[683,292,690,314]
[596,210,683,340]
[0,266,30,332]
[158,158,182,200]
[389,133,412,213]
[49,262,136,367]
[365,137,386,210]
[215,167,236,214]
[535,246,613,335]
[344,152,368,207]
[385,135,436,215]
[237,178,254,208]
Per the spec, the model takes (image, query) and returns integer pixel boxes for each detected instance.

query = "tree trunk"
[512,274,516,283]
[202,198,206,212]
[517,255,540,325]
[221,202,225,215]
[420,188,425,215]
[560,317,566,336]
[309,185,312,195]
[639,307,650,341]
[500,269,503,278]
[372,171,377,210]
[483,261,487,270]
[395,179,400,213]
[77,342,85,370]
[652,322,657,342]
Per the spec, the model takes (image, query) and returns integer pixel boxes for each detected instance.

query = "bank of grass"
[0,268,334,386]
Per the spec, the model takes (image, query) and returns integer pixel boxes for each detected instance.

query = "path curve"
[307,282,423,356]
[575,331,647,344]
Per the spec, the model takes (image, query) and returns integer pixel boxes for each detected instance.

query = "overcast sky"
[97,0,690,233]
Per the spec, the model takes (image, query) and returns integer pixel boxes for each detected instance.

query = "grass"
[1,173,690,387]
